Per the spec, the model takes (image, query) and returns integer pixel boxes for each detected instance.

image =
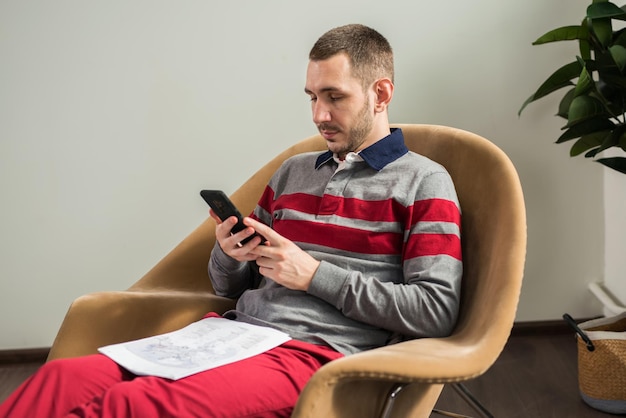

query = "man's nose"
[312,101,331,124]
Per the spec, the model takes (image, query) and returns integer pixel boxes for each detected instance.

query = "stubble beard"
[319,97,373,160]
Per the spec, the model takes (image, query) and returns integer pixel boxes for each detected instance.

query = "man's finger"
[243,217,278,242]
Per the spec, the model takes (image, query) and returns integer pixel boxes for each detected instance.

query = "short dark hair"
[309,24,394,89]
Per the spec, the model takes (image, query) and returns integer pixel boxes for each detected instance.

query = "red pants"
[0,340,342,418]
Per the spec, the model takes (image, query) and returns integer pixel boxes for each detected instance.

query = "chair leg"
[380,382,494,418]
[450,383,494,418]
[379,383,406,418]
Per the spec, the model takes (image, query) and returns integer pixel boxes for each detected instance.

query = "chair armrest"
[47,290,236,361]
[293,334,507,417]
[317,334,502,384]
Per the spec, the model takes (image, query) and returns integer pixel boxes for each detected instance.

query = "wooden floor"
[432,332,615,417]
[0,362,40,404]
[0,331,618,417]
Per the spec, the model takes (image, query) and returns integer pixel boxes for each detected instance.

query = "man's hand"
[210,209,264,262]
[245,217,321,292]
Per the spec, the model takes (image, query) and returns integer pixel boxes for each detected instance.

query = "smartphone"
[200,190,263,245]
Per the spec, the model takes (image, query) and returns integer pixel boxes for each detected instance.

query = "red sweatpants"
[0,340,342,418]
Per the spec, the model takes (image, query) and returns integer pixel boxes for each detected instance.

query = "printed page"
[98,317,291,380]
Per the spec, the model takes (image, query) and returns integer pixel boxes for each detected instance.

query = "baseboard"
[0,347,49,365]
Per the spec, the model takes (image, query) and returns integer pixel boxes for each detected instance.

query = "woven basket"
[575,312,626,414]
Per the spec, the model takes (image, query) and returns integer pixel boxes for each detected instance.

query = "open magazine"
[98,317,291,380]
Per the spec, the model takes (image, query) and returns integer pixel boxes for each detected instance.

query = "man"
[0,24,461,418]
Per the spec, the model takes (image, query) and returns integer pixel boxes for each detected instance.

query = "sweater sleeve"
[307,170,462,339]
[208,242,260,299]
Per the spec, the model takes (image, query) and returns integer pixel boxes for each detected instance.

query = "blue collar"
[315,128,408,171]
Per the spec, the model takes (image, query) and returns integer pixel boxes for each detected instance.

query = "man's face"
[305,53,375,159]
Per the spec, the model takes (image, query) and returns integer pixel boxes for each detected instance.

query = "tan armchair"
[48,124,526,418]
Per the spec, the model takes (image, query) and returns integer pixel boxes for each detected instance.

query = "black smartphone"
[200,190,263,245]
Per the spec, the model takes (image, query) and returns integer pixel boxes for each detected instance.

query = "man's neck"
[356,121,391,154]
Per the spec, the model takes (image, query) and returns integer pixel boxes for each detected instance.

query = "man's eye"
[309,96,317,102]
[330,96,342,101]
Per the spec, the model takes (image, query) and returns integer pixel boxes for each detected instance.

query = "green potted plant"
[519,0,626,174]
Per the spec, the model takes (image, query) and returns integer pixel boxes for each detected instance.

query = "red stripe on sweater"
[256,186,275,215]
[266,192,409,222]
[409,198,461,227]
[265,191,459,226]
[255,186,461,260]
[404,233,462,261]
[273,219,403,255]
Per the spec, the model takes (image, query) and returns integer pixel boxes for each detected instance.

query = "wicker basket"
[571,313,626,414]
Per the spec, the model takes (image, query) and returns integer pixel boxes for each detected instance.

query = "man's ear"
[373,78,394,113]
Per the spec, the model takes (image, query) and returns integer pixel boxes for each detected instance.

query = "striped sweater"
[209,128,462,355]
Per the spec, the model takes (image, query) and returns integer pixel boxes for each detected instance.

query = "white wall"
[604,165,626,309]
[0,0,604,350]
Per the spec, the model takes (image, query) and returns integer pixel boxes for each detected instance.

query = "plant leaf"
[587,2,626,20]
[596,126,623,152]
[519,61,581,115]
[570,131,609,155]
[609,45,626,72]
[618,4,626,21]
[591,17,612,47]
[615,28,626,47]
[557,88,577,118]
[597,157,626,173]
[558,117,615,142]
[567,95,607,126]
[532,25,586,45]
[578,22,592,60]
[574,61,594,96]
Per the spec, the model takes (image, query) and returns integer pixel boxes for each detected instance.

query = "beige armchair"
[48,124,526,418]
